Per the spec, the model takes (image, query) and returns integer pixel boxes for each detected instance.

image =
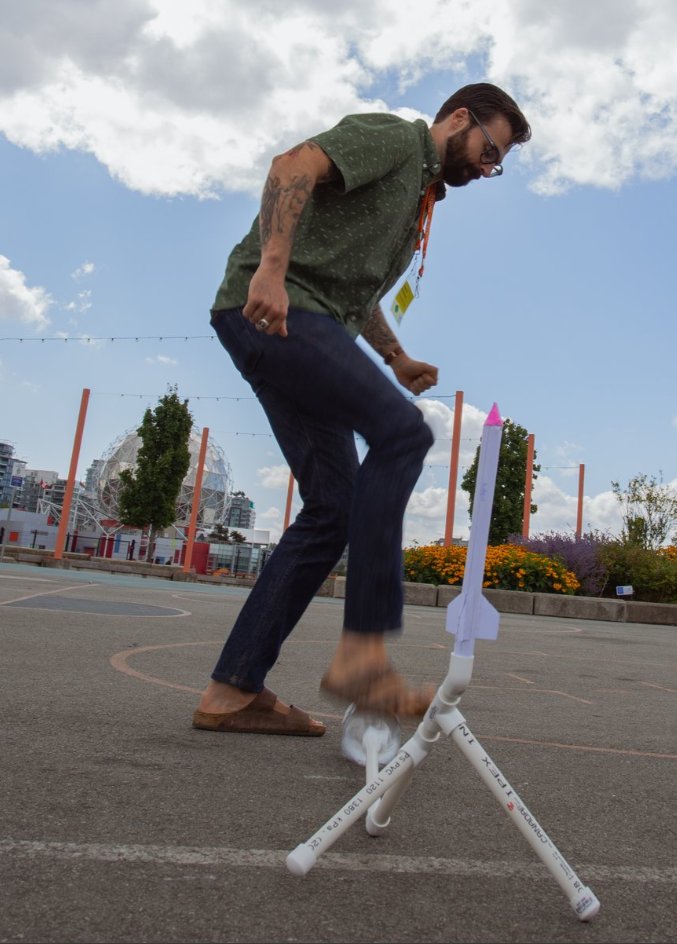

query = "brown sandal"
[320,664,434,718]
[192,688,326,736]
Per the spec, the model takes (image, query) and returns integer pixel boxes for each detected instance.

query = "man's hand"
[243,265,289,337]
[391,354,439,395]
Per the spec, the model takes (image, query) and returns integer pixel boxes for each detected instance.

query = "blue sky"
[1,0,676,544]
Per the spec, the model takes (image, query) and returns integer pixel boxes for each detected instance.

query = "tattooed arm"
[362,305,439,395]
[242,141,338,338]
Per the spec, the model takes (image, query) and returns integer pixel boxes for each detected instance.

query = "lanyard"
[390,183,438,324]
[413,184,437,290]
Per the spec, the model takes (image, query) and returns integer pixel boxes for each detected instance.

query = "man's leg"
[197,309,358,725]
[207,403,359,692]
[198,308,434,722]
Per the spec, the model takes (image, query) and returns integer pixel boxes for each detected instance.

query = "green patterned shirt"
[212,113,444,338]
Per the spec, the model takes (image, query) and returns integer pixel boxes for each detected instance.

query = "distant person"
[193,83,531,736]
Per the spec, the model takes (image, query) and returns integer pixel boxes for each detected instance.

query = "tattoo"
[283,141,320,159]
[259,141,338,247]
[362,305,398,355]
[283,141,338,184]
[260,172,312,247]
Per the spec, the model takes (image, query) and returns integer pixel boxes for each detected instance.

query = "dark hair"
[434,82,531,146]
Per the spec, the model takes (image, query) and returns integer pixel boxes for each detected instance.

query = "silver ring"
[257,318,269,330]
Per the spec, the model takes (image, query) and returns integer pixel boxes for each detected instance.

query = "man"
[193,83,531,736]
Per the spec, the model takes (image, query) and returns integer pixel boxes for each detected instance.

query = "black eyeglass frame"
[467,109,504,177]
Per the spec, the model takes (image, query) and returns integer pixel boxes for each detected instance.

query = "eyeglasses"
[468,110,503,177]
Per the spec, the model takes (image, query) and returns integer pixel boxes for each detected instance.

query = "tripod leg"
[451,720,600,921]
[287,739,429,876]
[364,718,440,835]
[365,764,416,835]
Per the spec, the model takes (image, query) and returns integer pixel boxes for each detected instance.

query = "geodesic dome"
[94,428,233,528]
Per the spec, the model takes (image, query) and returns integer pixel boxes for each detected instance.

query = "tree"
[611,472,677,550]
[229,530,246,544]
[461,418,539,545]
[118,386,193,561]
[208,523,231,543]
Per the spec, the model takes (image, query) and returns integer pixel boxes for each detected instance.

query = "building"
[0,441,27,507]
[83,459,103,496]
[225,490,256,530]
[13,470,58,513]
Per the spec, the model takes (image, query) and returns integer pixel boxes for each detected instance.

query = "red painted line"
[109,643,676,758]
[482,734,677,761]
[109,642,341,720]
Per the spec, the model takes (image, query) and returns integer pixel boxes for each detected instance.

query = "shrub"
[510,531,610,596]
[597,543,677,603]
[403,543,579,595]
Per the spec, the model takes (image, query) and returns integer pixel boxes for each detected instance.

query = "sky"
[1,0,676,545]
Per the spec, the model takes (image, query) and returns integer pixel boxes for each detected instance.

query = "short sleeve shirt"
[212,114,444,338]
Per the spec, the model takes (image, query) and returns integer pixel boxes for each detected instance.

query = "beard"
[442,127,482,188]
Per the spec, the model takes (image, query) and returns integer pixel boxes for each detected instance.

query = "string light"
[0,334,215,343]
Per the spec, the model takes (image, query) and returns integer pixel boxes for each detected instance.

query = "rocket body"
[446,403,503,653]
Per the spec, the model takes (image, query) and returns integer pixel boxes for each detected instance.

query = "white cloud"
[144,353,178,365]
[259,505,282,522]
[416,397,486,468]
[258,463,292,489]
[66,289,92,313]
[2,1,677,197]
[0,255,51,329]
[403,395,626,544]
[72,261,95,280]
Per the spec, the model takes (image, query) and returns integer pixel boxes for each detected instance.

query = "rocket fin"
[446,592,500,640]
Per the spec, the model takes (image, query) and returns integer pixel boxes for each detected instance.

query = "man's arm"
[362,306,439,396]
[243,142,338,337]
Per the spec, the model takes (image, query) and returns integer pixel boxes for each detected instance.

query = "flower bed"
[403,543,580,595]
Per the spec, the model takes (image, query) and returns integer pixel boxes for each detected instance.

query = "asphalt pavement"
[1,561,675,944]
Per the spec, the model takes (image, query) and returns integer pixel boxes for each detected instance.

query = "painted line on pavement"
[0,583,98,606]
[1,839,675,885]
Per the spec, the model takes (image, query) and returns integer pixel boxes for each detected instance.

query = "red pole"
[576,463,585,539]
[183,427,209,573]
[444,391,464,546]
[283,471,294,531]
[521,433,535,540]
[54,388,90,561]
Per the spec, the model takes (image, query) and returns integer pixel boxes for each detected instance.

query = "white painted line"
[0,583,98,606]
[0,574,60,583]
[0,839,675,884]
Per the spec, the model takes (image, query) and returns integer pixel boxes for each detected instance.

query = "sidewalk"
[1,561,675,943]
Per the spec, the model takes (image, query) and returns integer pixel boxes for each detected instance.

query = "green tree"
[118,386,193,561]
[611,472,677,550]
[229,530,246,544]
[208,523,231,543]
[461,418,539,545]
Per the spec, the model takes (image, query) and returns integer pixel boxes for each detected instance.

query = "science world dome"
[93,428,234,529]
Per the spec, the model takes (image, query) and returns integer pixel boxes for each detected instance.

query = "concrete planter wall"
[2,548,675,626]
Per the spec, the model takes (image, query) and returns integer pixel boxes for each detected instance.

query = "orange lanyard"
[414,185,436,287]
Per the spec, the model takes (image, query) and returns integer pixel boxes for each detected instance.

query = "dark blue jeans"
[209,307,433,692]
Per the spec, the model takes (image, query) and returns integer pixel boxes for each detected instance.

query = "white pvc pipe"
[450,720,600,921]
[286,740,429,876]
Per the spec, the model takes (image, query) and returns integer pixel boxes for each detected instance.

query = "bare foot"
[197,681,258,714]
[197,681,297,717]
[320,631,434,717]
